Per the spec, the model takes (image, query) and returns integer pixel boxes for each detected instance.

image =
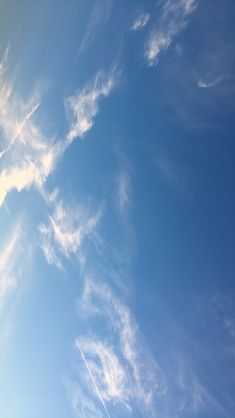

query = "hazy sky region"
[1,1,235,417]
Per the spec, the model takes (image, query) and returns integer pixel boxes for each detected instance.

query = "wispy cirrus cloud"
[168,353,227,417]
[195,293,235,357]
[197,75,224,89]
[0,49,62,206]
[161,294,234,418]
[66,380,104,418]
[65,68,118,143]
[39,193,103,270]
[0,220,23,312]
[156,1,235,129]
[72,281,232,418]
[131,13,150,32]
[117,169,131,213]
[79,0,113,54]
[76,338,122,418]
[76,337,129,406]
[0,48,119,207]
[145,0,198,65]
[73,278,166,416]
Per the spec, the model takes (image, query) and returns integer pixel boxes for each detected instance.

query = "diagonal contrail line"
[76,338,111,418]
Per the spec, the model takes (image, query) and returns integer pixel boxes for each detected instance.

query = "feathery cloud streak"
[197,75,224,89]
[65,69,117,143]
[76,339,112,418]
[117,169,131,213]
[0,49,61,206]
[0,48,118,206]
[131,13,150,32]
[79,0,113,54]
[0,220,23,312]
[73,280,231,417]
[39,194,103,270]
[145,0,198,65]
[75,279,166,415]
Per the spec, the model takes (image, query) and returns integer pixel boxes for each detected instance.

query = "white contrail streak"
[0,103,40,161]
[76,338,111,418]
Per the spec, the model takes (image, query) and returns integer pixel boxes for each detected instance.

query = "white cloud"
[0,219,33,350]
[162,298,233,418]
[0,49,118,206]
[39,196,103,269]
[173,358,229,417]
[162,0,197,16]
[145,0,198,65]
[197,75,224,89]
[171,356,208,415]
[66,380,104,418]
[146,33,171,65]
[77,279,167,413]
[75,281,232,418]
[0,49,62,206]
[117,170,131,213]
[79,0,113,54]
[76,338,129,405]
[0,220,23,312]
[65,69,118,143]
[131,13,150,32]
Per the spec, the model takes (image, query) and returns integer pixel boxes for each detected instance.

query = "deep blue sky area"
[0,1,235,418]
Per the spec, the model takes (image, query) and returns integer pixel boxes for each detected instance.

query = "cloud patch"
[117,169,131,213]
[131,13,150,32]
[66,380,104,418]
[0,220,23,312]
[65,69,118,143]
[0,49,62,206]
[79,0,113,54]
[0,49,118,206]
[73,279,166,416]
[39,195,103,270]
[145,0,198,65]
[197,75,224,89]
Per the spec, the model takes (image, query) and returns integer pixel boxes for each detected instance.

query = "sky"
[0,0,235,417]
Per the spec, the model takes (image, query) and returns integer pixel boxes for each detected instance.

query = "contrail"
[0,102,40,161]
[76,338,111,418]
[25,102,40,120]
[12,102,40,143]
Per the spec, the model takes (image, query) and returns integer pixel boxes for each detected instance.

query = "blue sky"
[0,0,235,417]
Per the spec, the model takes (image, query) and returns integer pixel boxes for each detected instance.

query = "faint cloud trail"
[0,102,40,161]
[75,338,111,418]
